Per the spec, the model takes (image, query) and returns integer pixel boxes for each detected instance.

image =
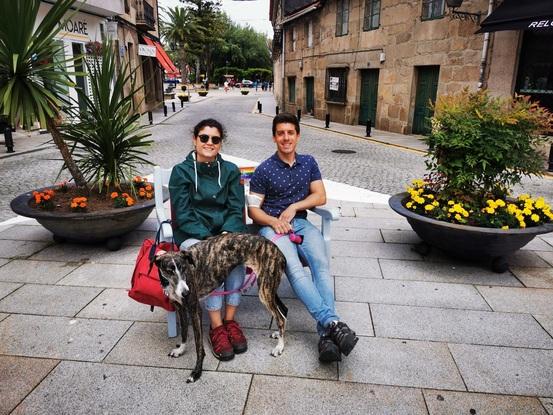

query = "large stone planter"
[10,186,169,250]
[389,192,553,272]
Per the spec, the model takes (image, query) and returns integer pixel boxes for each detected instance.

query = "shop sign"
[138,44,157,57]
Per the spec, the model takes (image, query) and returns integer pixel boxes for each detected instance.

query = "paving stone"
[541,398,553,415]
[0,225,53,242]
[0,258,8,267]
[0,284,102,317]
[338,206,356,217]
[537,251,553,267]
[76,288,167,322]
[534,314,553,337]
[423,389,547,415]
[509,250,552,268]
[57,263,134,288]
[244,375,427,415]
[540,234,553,247]
[449,344,553,396]
[380,259,522,286]
[121,230,155,246]
[0,314,131,361]
[104,321,220,370]
[12,361,251,415]
[372,304,553,349]
[233,295,272,329]
[331,227,383,242]
[0,240,49,259]
[353,206,399,218]
[136,218,160,231]
[336,277,490,310]
[217,328,337,380]
[0,282,22,301]
[339,337,465,390]
[0,355,59,415]
[334,217,412,230]
[381,229,422,244]
[477,286,553,315]
[331,256,382,278]
[0,313,7,322]
[30,243,138,264]
[510,267,553,288]
[336,301,374,336]
[522,238,553,251]
[0,259,79,284]
[331,240,421,260]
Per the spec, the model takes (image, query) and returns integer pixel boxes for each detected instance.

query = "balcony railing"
[136,0,155,31]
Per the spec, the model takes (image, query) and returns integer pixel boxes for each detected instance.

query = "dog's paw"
[186,370,202,383]
[270,331,280,339]
[271,344,284,357]
[168,343,186,358]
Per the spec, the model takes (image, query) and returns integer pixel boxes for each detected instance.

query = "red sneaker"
[224,320,248,354]
[208,325,234,361]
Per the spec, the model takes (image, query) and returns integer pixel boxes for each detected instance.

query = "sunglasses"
[197,134,222,145]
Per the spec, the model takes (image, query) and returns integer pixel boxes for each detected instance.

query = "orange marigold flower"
[35,196,41,203]
[70,202,77,208]
[111,192,118,199]
[146,192,153,199]
[133,176,143,182]
[122,193,129,198]
[126,197,134,206]
[32,191,38,196]
[44,194,51,200]
[145,184,152,191]
[79,203,86,208]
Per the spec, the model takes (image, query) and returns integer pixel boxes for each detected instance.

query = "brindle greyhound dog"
[154,232,288,383]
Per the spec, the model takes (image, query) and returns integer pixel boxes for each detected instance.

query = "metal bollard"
[297,109,301,122]
[148,111,153,125]
[163,104,167,117]
[172,102,176,112]
[276,106,279,115]
[4,127,14,153]
[325,113,330,128]
[180,99,183,108]
[257,101,262,113]
[549,144,553,172]
[366,119,372,137]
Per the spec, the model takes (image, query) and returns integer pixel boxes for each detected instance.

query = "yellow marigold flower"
[501,225,509,230]
[425,194,434,199]
[486,199,496,208]
[454,213,462,221]
[416,197,425,204]
[531,214,539,222]
[522,208,532,215]
[495,199,506,207]
[535,198,545,209]
[462,210,469,218]
[519,221,526,228]
[432,201,439,207]
[447,200,454,206]
[424,204,435,211]
[485,207,495,214]
[507,204,517,214]
[518,194,530,201]
[406,202,413,209]
[412,179,425,188]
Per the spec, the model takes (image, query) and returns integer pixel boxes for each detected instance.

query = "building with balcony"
[270,0,553,135]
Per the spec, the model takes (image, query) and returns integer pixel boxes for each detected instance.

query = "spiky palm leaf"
[0,0,87,188]
[61,42,153,193]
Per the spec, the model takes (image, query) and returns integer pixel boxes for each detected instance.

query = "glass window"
[363,0,380,31]
[422,0,445,20]
[288,77,296,103]
[305,20,313,48]
[291,26,297,52]
[326,68,348,103]
[336,0,349,36]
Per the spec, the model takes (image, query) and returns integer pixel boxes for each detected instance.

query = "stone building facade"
[270,0,542,135]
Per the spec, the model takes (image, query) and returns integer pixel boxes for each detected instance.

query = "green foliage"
[243,68,272,81]
[61,42,153,193]
[424,89,553,200]
[213,66,244,83]
[0,0,77,128]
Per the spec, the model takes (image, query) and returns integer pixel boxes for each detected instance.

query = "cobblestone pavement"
[1,91,552,222]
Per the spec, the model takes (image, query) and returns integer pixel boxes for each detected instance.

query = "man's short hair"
[272,113,300,136]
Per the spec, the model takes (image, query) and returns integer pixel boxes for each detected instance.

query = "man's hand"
[271,217,292,234]
[278,204,297,224]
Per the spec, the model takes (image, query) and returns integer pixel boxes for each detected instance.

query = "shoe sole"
[339,334,359,356]
[233,344,248,354]
[208,337,235,361]
[319,349,341,363]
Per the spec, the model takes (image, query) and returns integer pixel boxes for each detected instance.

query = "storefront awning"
[477,0,553,33]
[142,36,180,78]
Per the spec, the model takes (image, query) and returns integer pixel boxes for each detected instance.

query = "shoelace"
[225,322,244,340]
[211,328,230,351]
[329,323,350,346]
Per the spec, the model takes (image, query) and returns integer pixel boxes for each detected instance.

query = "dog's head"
[154,250,195,305]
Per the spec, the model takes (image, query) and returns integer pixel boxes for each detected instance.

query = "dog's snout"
[175,280,190,298]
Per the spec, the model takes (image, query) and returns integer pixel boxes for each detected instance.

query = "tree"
[0,0,88,189]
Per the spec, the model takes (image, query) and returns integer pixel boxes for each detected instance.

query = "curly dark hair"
[193,118,226,141]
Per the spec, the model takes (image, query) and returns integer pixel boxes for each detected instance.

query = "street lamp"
[445,0,482,23]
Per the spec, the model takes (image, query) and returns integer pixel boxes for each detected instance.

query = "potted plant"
[197,89,208,97]
[177,93,189,102]
[240,88,250,95]
[5,8,163,250]
[389,89,553,272]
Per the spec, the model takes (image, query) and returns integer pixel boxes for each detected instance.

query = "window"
[326,68,348,103]
[422,0,445,20]
[336,0,349,36]
[288,77,296,103]
[291,26,297,52]
[363,0,380,31]
[305,20,313,48]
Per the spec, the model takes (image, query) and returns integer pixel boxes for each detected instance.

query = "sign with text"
[329,76,340,91]
[138,44,156,57]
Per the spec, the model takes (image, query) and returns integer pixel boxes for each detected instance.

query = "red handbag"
[128,221,178,311]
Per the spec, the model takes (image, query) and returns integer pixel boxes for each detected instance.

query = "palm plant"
[0,0,87,188]
[61,42,153,193]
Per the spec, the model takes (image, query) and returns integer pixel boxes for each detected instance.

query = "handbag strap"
[148,219,178,268]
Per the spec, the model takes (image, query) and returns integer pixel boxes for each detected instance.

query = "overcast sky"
[158,0,273,37]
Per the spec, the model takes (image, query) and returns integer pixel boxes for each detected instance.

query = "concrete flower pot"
[389,192,553,272]
[240,90,250,95]
[197,91,208,97]
[11,186,169,250]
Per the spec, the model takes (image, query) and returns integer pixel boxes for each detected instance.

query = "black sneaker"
[328,321,358,356]
[318,335,341,363]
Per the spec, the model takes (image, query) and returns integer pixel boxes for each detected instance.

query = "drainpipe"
[281,26,286,111]
[478,0,495,89]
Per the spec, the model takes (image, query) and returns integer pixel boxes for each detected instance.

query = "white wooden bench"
[153,162,339,337]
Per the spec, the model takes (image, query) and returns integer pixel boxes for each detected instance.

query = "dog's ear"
[156,249,167,257]
[179,251,195,267]
[153,250,166,267]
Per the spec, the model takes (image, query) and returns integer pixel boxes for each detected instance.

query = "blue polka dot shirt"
[249,153,322,219]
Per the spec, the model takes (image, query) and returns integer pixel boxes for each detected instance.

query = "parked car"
[240,79,253,88]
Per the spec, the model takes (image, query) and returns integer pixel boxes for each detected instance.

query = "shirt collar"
[271,152,302,168]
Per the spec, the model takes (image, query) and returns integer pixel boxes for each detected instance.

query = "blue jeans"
[180,238,245,311]
[259,218,339,335]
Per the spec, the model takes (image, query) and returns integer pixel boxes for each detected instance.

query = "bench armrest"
[308,206,339,256]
